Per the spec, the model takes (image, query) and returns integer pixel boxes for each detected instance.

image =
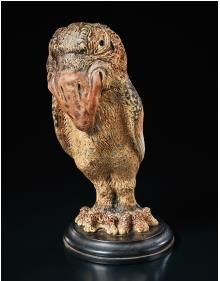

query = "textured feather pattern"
[122,79,145,162]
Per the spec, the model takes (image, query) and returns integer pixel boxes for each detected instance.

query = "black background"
[2,2,217,281]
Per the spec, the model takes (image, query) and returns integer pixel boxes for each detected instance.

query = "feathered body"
[47,22,158,235]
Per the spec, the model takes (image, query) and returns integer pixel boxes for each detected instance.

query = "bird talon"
[75,206,158,235]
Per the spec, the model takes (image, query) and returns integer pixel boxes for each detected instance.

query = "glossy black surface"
[66,252,173,280]
[3,2,217,281]
[63,218,174,264]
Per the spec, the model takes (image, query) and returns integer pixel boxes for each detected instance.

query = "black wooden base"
[63,217,174,264]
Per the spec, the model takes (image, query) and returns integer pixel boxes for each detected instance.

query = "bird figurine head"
[47,22,127,132]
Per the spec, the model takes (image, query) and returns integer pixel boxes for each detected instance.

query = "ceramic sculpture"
[47,22,174,263]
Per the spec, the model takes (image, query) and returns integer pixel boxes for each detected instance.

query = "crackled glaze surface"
[47,22,158,235]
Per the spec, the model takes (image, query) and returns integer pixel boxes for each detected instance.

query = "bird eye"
[99,40,105,46]
[78,48,86,54]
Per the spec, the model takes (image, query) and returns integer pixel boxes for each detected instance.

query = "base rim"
[63,217,174,264]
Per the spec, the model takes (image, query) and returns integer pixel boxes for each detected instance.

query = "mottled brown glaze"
[47,22,158,235]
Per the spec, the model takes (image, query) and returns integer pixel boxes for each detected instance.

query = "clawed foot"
[75,206,159,235]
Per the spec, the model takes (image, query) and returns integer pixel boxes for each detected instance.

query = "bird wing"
[52,96,72,158]
[122,79,145,162]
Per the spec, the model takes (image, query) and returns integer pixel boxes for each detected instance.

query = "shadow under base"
[63,217,174,264]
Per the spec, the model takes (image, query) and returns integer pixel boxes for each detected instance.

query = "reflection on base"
[65,251,172,281]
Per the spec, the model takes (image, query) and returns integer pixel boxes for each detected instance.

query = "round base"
[63,217,174,264]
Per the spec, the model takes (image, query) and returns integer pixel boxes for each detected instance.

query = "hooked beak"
[48,69,104,132]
